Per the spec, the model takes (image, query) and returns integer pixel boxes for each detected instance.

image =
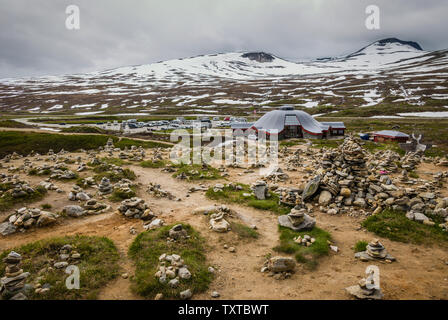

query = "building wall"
[303,131,322,139]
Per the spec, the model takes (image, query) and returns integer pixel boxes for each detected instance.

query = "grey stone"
[302,175,321,201]
[168,278,179,288]
[318,190,332,205]
[178,267,192,280]
[278,214,315,231]
[63,205,85,218]
[54,262,68,269]
[180,289,192,299]
[414,212,429,223]
[0,222,17,236]
[267,256,295,272]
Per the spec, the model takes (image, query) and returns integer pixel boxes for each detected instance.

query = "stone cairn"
[98,177,113,195]
[209,211,231,233]
[278,206,316,232]
[251,180,269,200]
[300,136,448,219]
[301,137,368,210]
[83,199,110,215]
[294,234,315,247]
[49,168,77,180]
[9,182,36,199]
[114,179,136,197]
[53,244,81,270]
[261,256,296,280]
[147,182,176,200]
[284,150,302,171]
[1,208,58,236]
[118,197,153,220]
[76,176,96,188]
[264,167,289,183]
[275,187,303,207]
[104,138,115,153]
[68,185,90,201]
[355,239,396,262]
[345,269,383,300]
[155,252,193,299]
[39,181,59,191]
[76,163,87,172]
[0,251,30,300]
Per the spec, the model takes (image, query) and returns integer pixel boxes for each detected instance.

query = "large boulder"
[36,211,58,227]
[302,176,321,201]
[63,205,85,218]
[252,181,268,200]
[0,222,17,236]
[278,212,315,231]
[267,257,296,272]
[209,214,230,233]
[318,191,332,206]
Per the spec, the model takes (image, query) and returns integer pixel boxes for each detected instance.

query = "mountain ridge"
[0,38,447,117]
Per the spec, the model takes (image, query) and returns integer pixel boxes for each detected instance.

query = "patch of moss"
[0,236,120,300]
[362,209,448,245]
[128,224,213,299]
[206,183,290,215]
[273,226,332,270]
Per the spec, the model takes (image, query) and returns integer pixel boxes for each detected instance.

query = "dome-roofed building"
[248,106,345,139]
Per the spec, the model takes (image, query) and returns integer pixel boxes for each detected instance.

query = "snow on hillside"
[0,38,447,116]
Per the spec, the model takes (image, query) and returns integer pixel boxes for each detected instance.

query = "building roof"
[231,122,254,129]
[373,130,409,138]
[252,106,343,135]
[321,122,346,129]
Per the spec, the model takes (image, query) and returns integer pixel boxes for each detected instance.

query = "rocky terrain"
[0,135,447,300]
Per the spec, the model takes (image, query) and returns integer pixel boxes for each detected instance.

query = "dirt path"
[1,150,447,300]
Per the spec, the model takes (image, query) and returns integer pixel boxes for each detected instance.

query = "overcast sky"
[0,0,447,78]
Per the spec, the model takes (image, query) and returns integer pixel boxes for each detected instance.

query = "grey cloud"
[0,0,447,78]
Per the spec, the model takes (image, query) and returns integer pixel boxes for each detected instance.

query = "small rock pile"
[355,239,396,262]
[113,179,136,197]
[0,251,30,300]
[261,256,295,280]
[209,211,231,233]
[345,269,383,300]
[50,169,77,180]
[9,182,37,199]
[76,176,96,188]
[169,224,189,240]
[118,197,152,220]
[155,253,193,298]
[83,199,110,215]
[264,167,289,182]
[251,180,269,200]
[293,234,315,247]
[1,207,58,235]
[104,138,115,152]
[98,177,113,195]
[278,207,316,232]
[147,182,176,200]
[284,150,302,171]
[68,185,91,201]
[275,187,302,206]
[52,244,81,271]
[39,181,59,191]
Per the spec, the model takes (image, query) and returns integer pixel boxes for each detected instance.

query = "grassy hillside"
[0,131,171,157]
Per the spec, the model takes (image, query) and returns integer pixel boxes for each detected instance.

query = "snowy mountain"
[0,38,447,116]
